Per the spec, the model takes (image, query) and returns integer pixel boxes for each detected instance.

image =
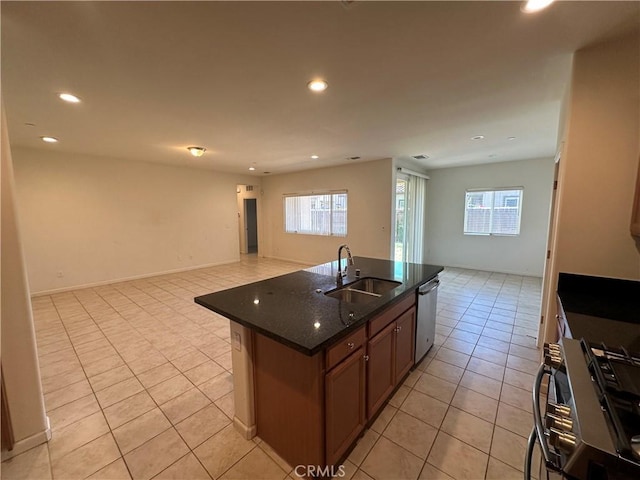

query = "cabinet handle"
[395,326,402,333]
[347,342,355,350]
[363,355,369,362]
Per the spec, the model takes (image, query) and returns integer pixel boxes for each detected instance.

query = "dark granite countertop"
[557,272,640,353]
[195,257,443,355]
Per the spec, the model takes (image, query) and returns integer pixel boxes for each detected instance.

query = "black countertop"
[195,257,443,355]
[557,273,640,353]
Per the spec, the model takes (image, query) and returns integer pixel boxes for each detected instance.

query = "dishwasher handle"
[418,278,440,295]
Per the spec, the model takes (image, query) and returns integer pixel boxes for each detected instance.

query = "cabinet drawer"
[326,326,366,371]
[368,294,415,338]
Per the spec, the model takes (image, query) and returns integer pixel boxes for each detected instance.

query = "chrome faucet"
[336,244,354,287]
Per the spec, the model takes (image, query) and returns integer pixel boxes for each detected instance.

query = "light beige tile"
[41,368,86,394]
[0,444,52,480]
[427,432,489,480]
[175,404,231,449]
[104,391,157,429]
[382,410,438,459]
[509,344,540,362]
[467,356,505,382]
[84,355,126,377]
[419,463,455,480]
[490,426,528,472]
[442,337,476,355]
[171,350,210,373]
[124,428,189,480]
[440,407,494,453]
[400,390,449,429]
[148,374,194,405]
[500,383,533,413]
[152,453,211,480]
[137,363,180,389]
[184,360,225,385]
[51,433,121,480]
[361,436,423,480]
[425,359,464,384]
[113,408,172,454]
[48,394,100,432]
[413,372,457,403]
[89,365,135,392]
[486,456,523,480]
[258,440,293,474]
[198,372,233,401]
[214,391,235,420]
[48,411,110,462]
[160,388,211,424]
[472,345,508,366]
[213,351,232,370]
[96,377,144,408]
[44,378,93,411]
[193,424,256,479]
[435,347,470,369]
[347,429,380,466]
[87,458,132,480]
[477,335,511,353]
[503,367,535,391]
[451,386,498,422]
[506,353,539,375]
[351,469,374,480]
[370,403,397,434]
[459,370,502,400]
[128,353,168,375]
[220,447,287,480]
[496,402,533,438]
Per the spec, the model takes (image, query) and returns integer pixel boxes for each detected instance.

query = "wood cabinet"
[253,293,417,470]
[325,345,366,466]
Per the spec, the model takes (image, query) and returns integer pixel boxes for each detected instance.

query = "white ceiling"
[1,1,638,175]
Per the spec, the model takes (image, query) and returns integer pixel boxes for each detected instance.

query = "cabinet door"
[395,307,416,382]
[366,321,396,419]
[325,347,366,466]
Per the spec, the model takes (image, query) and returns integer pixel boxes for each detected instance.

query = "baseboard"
[31,259,241,297]
[260,255,313,267]
[1,417,51,461]
[437,262,543,279]
[233,416,257,440]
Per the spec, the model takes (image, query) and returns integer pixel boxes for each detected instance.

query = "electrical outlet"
[56,271,63,278]
[233,332,242,351]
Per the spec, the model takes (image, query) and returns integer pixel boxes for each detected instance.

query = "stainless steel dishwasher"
[415,276,439,363]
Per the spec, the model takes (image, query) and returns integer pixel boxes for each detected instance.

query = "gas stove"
[526,338,640,480]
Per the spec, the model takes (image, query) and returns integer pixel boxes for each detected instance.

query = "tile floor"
[2,256,543,480]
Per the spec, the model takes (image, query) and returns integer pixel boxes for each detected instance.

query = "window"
[284,191,347,236]
[464,188,523,235]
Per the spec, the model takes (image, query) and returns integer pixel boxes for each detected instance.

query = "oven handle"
[532,362,555,469]
[524,427,537,480]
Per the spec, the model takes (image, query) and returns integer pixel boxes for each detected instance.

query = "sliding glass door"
[394,173,427,263]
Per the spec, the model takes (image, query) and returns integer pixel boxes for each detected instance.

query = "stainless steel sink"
[325,288,381,304]
[324,277,402,304]
[346,278,401,295]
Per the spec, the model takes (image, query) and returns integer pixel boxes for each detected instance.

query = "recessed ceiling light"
[59,93,81,103]
[521,0,554,13]
[311,155,319,159]
[307,80,328,92]
[471,135,485,140]
[489,154,498,158]
[187,146,206,157]
[249,167,256,171]
[41,136,58,143]
[507,136,516,141]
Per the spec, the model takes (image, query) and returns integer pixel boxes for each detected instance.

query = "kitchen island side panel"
[253,332,325,467]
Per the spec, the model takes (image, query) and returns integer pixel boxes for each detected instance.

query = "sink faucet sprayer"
[336,244,354,287]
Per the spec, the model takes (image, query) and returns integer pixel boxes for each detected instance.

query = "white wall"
[1,105,49,458]
[12,148,256,293]
[425,158,555,276]
[542,31,640,342]
[261,159,394,265]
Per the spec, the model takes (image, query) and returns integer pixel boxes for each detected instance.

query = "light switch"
[233,331,242,351]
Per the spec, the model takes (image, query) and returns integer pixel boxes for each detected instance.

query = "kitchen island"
[195,256,442,468]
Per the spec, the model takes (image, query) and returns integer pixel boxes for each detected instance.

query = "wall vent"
[246,185,254,192]
[412,154,429,160]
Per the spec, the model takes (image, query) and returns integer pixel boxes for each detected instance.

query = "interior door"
[244,198,258,254]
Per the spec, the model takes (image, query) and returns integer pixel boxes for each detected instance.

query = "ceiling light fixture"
[249,167,256,171]
[471,135,485,140]
[307,80,328,92]
[59,93,81,103]
[522,0,554,13]
[311,155,319,159]
[507,136,516,140]
[187,146,206,157]
[41,136,58,143]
